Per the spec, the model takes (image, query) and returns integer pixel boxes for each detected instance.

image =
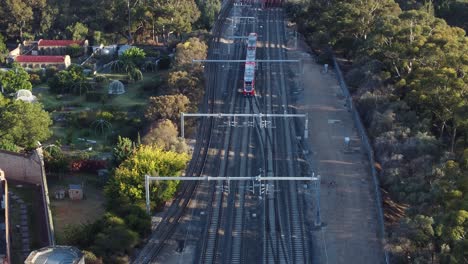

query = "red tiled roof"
[15,55,65,63]
[38,39,84,47]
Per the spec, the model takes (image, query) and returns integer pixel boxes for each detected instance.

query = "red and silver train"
[243,33,257,96]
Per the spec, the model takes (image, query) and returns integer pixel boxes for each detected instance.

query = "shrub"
[94,75,108,83]
[82,251,103,264]
[67,43,84,58]
[45,66,58,79]
[29,73,42,85]
[69,159,107,173]
[97,111,114,121]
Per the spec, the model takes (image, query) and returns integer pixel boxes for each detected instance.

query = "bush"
[96,111,114,121]
[94,75,108,83]
[45,66,58,79]
[29,73,42,85]
[67,43,84,58]
[82,251,103,264]
[69,159,107,173]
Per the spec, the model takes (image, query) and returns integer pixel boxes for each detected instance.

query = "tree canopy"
[105,145,189,204]
[145,94,190,123]
[0,0,204,44]
[288,0,468,262]
[0,64,32,94]
[0,96,52,150]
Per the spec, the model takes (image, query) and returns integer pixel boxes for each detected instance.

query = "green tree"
[174,37,207,69]
[0,99,52,149]
[112,136,135,165]
[66,22,89,40]
[145,94,190,122]
[120,47,146,67]
[105,145,189,204]
[0,64,32,94]
[143,119,188,153]
[48,65,87,94]
[66,43,84,57]
[0,34,8,64]
[196,0,220,29]
[127,67,143,81]
[2,0,33,39]
[92,213,139,256]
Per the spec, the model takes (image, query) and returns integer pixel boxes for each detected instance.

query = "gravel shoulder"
[287,35,385,264]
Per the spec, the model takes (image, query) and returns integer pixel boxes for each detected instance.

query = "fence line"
[331,56,390,264]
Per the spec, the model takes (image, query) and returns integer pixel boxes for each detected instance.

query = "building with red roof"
[37,39,88,56]
[14,55,71,69]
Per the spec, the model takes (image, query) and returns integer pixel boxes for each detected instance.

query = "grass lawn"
[33,71,163,147]
[48,173,106,244]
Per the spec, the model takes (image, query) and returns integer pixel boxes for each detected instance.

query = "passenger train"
[243,33,257,96]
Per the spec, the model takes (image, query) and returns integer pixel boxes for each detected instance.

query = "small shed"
[68,184,83,200]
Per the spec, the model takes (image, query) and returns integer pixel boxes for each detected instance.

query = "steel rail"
[199,4,248,262]
[131,1,234,263]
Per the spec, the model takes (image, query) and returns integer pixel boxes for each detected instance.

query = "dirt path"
[288,38,385,263]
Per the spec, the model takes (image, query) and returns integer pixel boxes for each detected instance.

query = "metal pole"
[315,174,321,227]
[145,175,150,215]
[181,113,185,138]
[295,30,297,50]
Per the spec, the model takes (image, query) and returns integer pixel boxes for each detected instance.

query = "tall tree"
[0,98,52,149]
[66,22,89,40]
[0,34,8,64]
[105,145,189,203]
[174,37,207,69]
[0,64,32,94]
[145,94,190,123]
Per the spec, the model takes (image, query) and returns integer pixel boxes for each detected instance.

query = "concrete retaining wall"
[0,150,42,185]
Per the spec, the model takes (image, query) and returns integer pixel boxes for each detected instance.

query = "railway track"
[259,7,308,264]
[199,4,254,262]
[131,1,233,263]
[134,3,311,264]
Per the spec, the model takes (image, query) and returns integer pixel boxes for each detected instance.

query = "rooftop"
[15,55,66,63]
[68,184,82,190]
[38,40,85,47]
[25,246,83,264]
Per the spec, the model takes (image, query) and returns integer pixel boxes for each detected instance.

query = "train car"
[247,33,257,50]
[243,61,256,96]
[246,33,257,62]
